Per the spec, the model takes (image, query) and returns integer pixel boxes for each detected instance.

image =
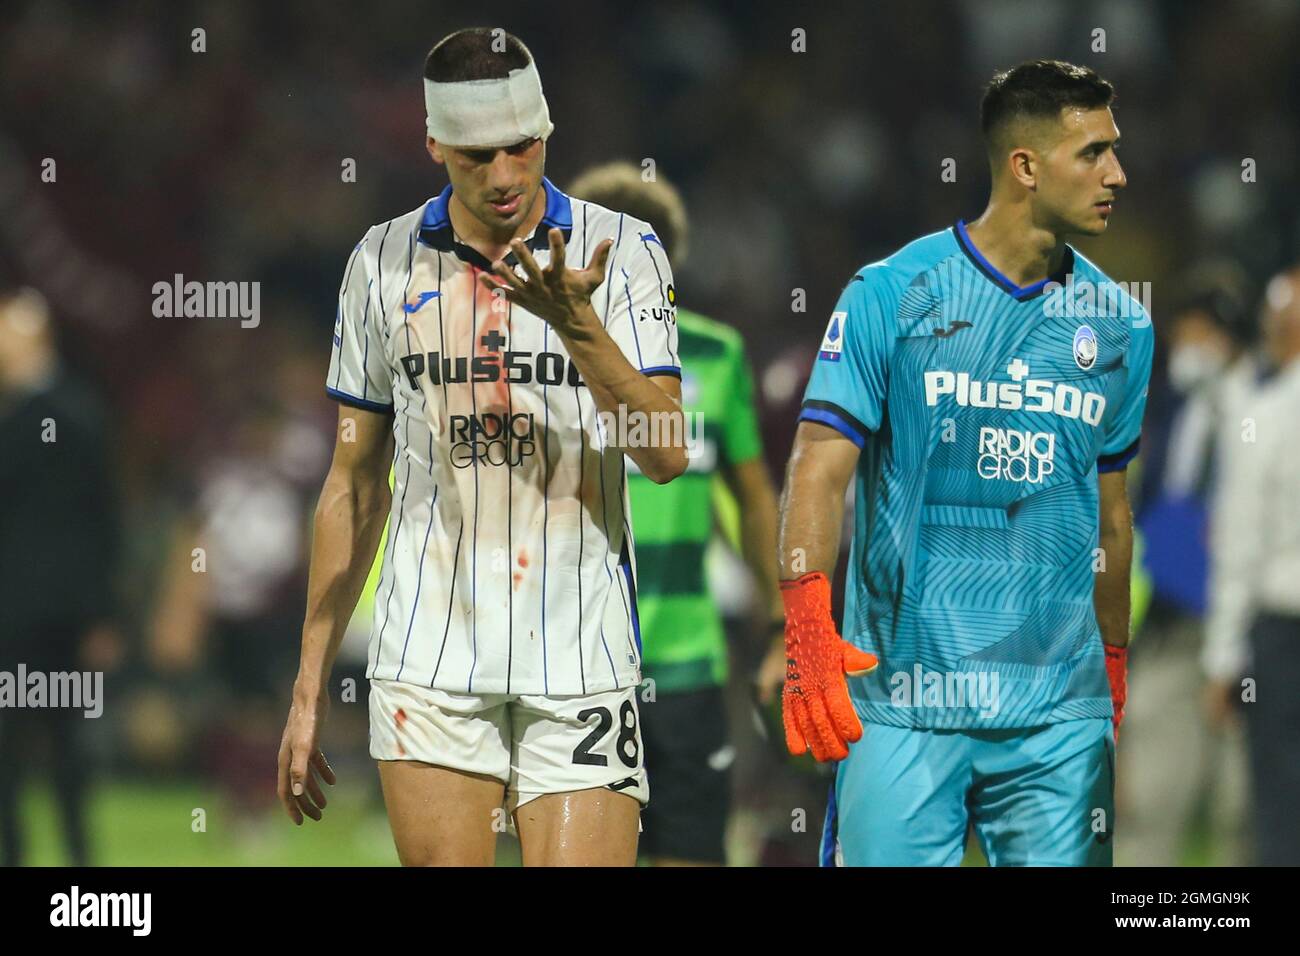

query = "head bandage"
[424,59,555,149]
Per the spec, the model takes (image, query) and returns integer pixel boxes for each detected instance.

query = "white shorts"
[368,678,649,810]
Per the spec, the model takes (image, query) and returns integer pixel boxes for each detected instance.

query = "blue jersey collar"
[418,176,573,270]
[953,219,1075,302]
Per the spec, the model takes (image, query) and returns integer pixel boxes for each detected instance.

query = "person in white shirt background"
[1205,264,1300,867]
[1120,263,1256,866]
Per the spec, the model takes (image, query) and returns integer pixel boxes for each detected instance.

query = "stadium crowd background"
[1,0,1297,865]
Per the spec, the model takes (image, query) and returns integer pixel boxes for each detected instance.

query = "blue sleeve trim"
[326,386,394,414]
[641,365,682,379]
[1097,437,1140,473]
[799,400,868,448]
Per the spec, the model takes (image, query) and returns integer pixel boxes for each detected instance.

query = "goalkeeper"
[778,60,1150,866]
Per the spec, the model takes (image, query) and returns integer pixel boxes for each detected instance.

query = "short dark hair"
[981,60,1115,148]
[424,28,533,83]
[567,162,689,268]
[1169,260,1255,344]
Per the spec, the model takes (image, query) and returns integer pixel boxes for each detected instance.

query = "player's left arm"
[480,229,687,484]
[1095,468,1134,739]
[1094,305,1154,736]
[1095,469,1134,650]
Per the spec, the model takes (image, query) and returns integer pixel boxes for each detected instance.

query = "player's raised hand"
[277,683,337,825]
[479,228,612,334]
[780,571,878,762]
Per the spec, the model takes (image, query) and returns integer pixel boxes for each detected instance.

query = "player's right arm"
[278,404,393,824]
[279,231,395,824]
[297,404,394,694]
[778,423,858,580]
[775,268,896,761]
[776,423,877,761]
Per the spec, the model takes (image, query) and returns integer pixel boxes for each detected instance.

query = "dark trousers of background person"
[1247,612,1300,866]
[0,625,92,867]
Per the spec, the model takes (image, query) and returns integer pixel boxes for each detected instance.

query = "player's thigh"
[378,761,506,866]
[639,686,731,865]
[510,684,648,866]
[370,679,511,866]
[827,723,971,867]
[969,718,1114,867]
[515,787,642,866]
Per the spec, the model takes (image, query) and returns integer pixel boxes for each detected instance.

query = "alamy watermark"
[0,664,103,718]
[596,406,706,457]
[50,886,150,935]
[1042,274,1152,326]
[152,273,260,327]
[889,664,1001,718]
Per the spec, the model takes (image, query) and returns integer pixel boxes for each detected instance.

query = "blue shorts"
[821,718,1115,866]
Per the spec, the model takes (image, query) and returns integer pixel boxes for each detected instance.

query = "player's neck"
[964,201,1069,289]
[448,188,546,265]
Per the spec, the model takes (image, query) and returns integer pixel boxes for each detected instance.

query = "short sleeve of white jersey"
[326,232,394,412]
[602,224,680,378]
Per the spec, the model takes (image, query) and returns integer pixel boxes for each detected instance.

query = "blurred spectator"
[1121,262,1255,865]
[1205,265,1300,867]
[149,394,315,822]
[0,279,122,866]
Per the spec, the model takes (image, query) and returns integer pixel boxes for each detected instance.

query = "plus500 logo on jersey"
[977,427,1055,483]
[923,370,1105,425]
[401,349,583,388]
[449,413,536,468]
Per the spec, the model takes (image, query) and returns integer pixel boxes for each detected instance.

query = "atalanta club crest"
[1073,325,1097,370]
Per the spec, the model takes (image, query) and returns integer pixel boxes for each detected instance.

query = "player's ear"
[1008,146,1038,190]
[427,137,445,165]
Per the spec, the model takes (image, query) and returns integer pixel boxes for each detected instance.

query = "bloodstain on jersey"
[393,707,408,756]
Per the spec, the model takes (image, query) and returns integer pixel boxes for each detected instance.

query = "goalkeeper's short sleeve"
[798,267,900,446]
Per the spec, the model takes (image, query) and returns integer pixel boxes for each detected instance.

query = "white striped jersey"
[326,177,679,696]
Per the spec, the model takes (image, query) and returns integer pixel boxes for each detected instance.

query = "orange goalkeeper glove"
[780,571,878,761]
[1104,643,1128,744]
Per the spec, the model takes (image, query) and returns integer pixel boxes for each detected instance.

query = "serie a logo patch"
[819,311,846,361]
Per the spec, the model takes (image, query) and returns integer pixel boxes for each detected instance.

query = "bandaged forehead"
[424,59,555,149]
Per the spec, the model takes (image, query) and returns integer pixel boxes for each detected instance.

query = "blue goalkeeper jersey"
[800,221,1153,730]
